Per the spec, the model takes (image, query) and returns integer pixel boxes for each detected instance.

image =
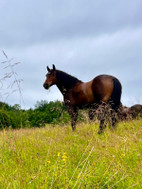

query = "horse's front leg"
[88,109,95,120]
[67,106,78,131]
[88,104,98,121]
[71,110,78,131]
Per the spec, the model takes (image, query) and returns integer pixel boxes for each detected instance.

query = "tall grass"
[0,50,24,107]
[0,51,27,129]
[0,119,142,188]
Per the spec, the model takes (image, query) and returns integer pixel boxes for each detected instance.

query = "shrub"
[0,110,11,128]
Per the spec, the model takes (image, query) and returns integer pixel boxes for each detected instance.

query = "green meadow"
[0,120,142,189]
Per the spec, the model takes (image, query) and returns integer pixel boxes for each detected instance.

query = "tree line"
[0,100,71,129]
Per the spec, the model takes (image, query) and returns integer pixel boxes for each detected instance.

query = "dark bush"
[0,110,11,129]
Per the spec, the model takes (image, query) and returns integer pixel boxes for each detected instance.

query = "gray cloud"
[0,0,142,47]
[0,0,142,108]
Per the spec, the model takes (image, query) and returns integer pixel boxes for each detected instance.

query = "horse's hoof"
[98,130,104,134]
[111,127,115,132]
[72,127,76,131]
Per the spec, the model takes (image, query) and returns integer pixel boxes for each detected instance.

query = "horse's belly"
[75,96,94,105]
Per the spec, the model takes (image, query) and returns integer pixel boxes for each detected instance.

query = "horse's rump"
[92,75,122,109]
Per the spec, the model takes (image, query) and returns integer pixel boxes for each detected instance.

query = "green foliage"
[28,100,70,127]
[0,110,11,128]
[0,102,11,111]
[0,102,29,129]
[0,100,70,129]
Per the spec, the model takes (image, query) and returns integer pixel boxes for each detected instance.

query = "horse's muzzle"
[43,83,49,89]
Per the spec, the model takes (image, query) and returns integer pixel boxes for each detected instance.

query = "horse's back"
[66,74,121,109]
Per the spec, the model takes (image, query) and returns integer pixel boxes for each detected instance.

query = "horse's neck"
[56,83,68,96]
[56,71,82,96]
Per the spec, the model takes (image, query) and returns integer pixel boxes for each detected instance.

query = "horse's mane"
[56,70,82,89]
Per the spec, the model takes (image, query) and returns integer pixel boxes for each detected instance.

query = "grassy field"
[0,119,142,189]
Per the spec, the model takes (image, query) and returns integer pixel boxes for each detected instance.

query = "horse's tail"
[111,78,122,110]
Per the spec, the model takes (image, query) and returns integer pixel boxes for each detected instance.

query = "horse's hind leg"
[111,110,117,130]
[97,103,107,134]
[98,119,106,134]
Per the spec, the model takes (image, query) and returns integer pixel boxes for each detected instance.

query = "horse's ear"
[47,66,51,72]
[53,64,56,71]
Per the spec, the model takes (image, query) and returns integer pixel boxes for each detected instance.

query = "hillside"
[0,120,142,188]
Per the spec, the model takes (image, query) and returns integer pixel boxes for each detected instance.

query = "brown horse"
[43,65,122,133]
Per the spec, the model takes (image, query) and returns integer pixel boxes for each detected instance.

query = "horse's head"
[43,64,57,89]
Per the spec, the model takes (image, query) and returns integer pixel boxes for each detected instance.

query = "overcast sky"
[0,0,142,109]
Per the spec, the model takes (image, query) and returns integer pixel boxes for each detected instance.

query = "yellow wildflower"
[92,162,96,166]
[47,160,50,164]
[57,152,60,157]
[121,153,125,157]
[62,153,67,159]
